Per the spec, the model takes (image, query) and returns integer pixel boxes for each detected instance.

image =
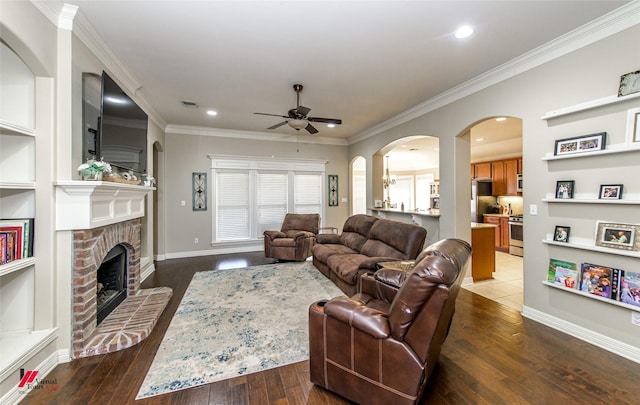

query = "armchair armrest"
[375,268,411,289]
[264,230,286,241]
[324,296,390,339]
[289,230,315,241]
[315,233,340,244]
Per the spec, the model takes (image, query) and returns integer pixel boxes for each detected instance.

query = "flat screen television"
[98,71,148,174]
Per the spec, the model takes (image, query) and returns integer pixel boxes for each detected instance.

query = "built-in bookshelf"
[0,42,57,380]
[541,92,640,311]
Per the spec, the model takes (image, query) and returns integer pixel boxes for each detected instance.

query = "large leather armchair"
[308,238,472,405]
[263,213,320,261]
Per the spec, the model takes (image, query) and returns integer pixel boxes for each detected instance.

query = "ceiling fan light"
[288,119,308,130]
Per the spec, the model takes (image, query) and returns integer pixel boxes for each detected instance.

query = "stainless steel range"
[508,214,523,256]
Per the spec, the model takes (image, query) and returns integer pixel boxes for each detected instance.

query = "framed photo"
[618,70,640,97]
[328,174,338,206]
[554,132,606,156]
[553,226,570,242]
[192,172,207,211]
[625,107,640,145]
[555,180,574,199]
[599,184,623,200]
[595,221,640,251]
[374,199,383,208]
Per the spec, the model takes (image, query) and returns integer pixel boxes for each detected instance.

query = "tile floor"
[463,251,524,311]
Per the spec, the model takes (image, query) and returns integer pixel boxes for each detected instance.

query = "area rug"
[135,261,342,399]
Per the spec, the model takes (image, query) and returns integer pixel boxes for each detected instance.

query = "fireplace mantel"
[55,181,154,230]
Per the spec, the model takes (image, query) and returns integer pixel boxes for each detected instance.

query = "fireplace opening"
[96,244,127,325]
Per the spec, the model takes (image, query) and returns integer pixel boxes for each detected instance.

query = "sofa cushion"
[327,253,371,284]
[338,214,378,252]
[360,218,426,260]
[312,243,359,263]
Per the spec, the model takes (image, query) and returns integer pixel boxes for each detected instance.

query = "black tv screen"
[99,71,148,174]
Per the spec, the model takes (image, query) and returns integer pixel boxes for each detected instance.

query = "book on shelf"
[617,271,640,307]
[0,218,34,265]
[548,258,578,289]
[579,263,621,299]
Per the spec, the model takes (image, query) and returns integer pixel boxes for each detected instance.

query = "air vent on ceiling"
[181,100,199,108]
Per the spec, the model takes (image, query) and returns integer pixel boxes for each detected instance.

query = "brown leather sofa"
[308,238,472,405]
[311,214,427,296]
[263,213,320,261]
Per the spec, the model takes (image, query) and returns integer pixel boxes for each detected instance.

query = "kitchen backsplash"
[497,196,523,215]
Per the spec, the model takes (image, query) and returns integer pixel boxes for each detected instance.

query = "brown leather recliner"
[263,213,320,261]
[309,238,472,405]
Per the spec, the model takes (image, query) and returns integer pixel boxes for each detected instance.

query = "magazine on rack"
[617,271,640,307]
[579,263,621,299]
[548,259,578,289]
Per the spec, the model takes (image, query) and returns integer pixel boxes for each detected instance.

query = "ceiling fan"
[254,84,342,134]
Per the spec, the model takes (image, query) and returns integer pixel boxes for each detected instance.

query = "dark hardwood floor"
[21,252,639,405]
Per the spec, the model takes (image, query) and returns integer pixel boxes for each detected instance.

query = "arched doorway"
[351,156,366,215]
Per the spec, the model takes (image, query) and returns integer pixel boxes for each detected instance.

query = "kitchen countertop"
[472,222,497,228]
[483,213,510,217]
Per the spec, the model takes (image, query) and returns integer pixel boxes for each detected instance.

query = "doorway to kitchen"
[467,116,524,310]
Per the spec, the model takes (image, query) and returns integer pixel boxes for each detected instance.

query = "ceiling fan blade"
[305,123,319,134]
[295,106,311,117]
[268,121,288,130]
[308,117,342,125]
[254,112,288,118]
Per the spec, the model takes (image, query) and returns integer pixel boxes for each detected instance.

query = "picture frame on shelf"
[599,184,623,200]
[618,70,640,97]
[553,226,570,242]
[595,221,640,251]
[374,199,383,208]
[625,107,640,145]
[554,132,606,156]
[555,180,574,199]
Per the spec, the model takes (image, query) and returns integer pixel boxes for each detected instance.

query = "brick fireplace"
[56,181,171,358]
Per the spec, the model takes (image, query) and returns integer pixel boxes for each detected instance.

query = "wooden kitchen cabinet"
[472,162,492,179]
[504,158,519,195]
[471,157,522,196]
[491,161,506,195]
[484,215,509,252]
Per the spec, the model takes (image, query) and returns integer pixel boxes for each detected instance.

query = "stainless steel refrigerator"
[471,178,496,223]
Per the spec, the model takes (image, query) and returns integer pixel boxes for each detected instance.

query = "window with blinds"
[257,172,288,234]
[209,155,326,243]
[216,171,250,240]
[294,173,322,214]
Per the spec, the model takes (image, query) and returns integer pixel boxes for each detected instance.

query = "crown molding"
[165,125,348,146]
[348,1,640,145]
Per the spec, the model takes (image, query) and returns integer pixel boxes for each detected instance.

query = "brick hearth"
[72,218,171,358]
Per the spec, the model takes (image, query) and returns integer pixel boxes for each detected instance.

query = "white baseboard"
[163,243,263,260]
[140,257,155,282]
[522,305,640,364]
[1,349,63,405]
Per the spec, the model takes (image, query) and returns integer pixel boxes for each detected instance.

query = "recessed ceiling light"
[327,123,335,128]
[476,138,484,142]
[207,110,217,116]
[496,117,507,122]
[455,25,474,39]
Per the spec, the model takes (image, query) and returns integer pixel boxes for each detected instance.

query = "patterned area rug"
[136,261,343,399]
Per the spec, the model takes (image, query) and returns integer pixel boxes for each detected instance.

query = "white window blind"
[209,155,326,243]
[294,173,322,214]
[257,172,288,234]
[216,171,250,240]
